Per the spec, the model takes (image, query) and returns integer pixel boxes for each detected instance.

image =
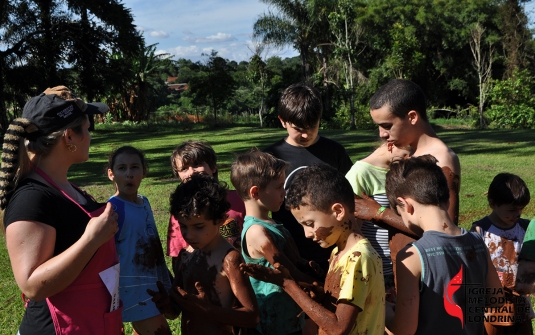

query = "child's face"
[291,204,345,248]
[280,119,320,148]
[175,158,216,182]
[490,202,525,228]
[108,153,145,202]
[178,212,224,251]
[258,174,286,212]
[370,106,413,148]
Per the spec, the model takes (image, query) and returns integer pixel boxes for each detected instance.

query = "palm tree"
[253,0,316,80]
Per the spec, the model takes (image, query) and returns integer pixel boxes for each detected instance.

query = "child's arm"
[242,262,360,335]
[147,280,180,320]
[169,250,259,328]
[385,245,420,334]
[147,251,187,320]
[353,194,421,239]
[246,224,318,283]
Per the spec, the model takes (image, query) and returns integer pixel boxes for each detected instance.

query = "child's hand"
[515,259,535,294]
[170,282,212,314]
[353,193,381,222]
[308,260,326,280]
[147,281,178,319]
[298,281,325,303]
[240,262,291,286]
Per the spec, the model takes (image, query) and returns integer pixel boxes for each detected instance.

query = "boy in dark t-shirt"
[264,83,353,275]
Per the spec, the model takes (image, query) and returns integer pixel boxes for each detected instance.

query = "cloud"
[149,30,169,38]
[183,32,237,44]
[168,45,201,59]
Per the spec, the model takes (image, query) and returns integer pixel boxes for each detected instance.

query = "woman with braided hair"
[1,86,122,335]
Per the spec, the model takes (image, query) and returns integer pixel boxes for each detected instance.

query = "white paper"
[99,263,121,312]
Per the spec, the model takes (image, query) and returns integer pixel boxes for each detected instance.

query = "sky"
[121,0,535,63]
[121,0,299,63]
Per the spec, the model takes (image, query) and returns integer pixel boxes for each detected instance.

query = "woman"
[0,86,122,335]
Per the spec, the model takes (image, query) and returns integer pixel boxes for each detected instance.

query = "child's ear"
[249,185,260,200]
[396,197,414,215]
[407,110,418,125]
[331,203,345,221]
[107,168,114,182]
[278,116,287,128]
[488,199,496,209]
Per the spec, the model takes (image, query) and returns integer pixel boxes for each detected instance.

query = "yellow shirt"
[328,238,385,335]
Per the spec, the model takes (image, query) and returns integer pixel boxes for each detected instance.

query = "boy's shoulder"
[472,216,530,233]
[243,216,283,233]
[414,138,460,173]
[472,216,493,232]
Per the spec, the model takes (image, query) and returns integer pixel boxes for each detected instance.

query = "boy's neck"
[336,216,366,252]
[410,123,439,153]
[244,200,272,222]
[488,212,515,230]
[412,203,460,235]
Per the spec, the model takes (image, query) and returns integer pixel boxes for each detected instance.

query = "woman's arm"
[6,203,117,301]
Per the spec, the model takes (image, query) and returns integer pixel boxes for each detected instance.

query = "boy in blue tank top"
[230,150,320,335]
[384,155,503,335]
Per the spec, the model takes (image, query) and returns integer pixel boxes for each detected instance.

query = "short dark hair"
[385,155,449,213]
[286,163,355,213]
[487,173,530,207]
[169,173,230,222]
[370,79,428,122]
[230,150,288,201]
[170,140,218,179]
[107,146,148,174]
[278,83,322,129]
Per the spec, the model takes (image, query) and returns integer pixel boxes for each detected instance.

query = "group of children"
[107,80,535,335]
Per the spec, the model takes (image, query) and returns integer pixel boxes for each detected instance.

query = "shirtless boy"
[355,79,461,271]
[148,174,259,335]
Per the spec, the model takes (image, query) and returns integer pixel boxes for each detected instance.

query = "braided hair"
[0,116,86,211]
[0,118,32,210]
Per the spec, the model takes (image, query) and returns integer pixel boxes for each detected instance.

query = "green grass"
[1,123,535,334]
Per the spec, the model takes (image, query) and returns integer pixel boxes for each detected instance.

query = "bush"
[486,69,535,129]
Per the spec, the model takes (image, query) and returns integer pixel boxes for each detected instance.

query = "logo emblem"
[444,264,464,328]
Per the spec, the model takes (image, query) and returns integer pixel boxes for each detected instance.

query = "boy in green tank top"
[231,150,320,335]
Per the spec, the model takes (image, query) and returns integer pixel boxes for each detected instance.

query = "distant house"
[167,77,188,92]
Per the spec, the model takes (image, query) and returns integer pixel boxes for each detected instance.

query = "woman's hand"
[84,202,118,247]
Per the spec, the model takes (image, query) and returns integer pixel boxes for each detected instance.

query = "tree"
[188,51,236,125]
[470,23,494,129]
[247,40,277,128]
[253,0,316,80]
[327,0,367,129]
[0,0,141,131]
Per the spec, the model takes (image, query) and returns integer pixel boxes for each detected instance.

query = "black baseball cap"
[22,86,108,140]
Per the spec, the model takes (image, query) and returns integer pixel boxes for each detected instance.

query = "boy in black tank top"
[383,155,503,335]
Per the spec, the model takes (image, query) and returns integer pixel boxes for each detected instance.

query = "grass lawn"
[1,123,535,334]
